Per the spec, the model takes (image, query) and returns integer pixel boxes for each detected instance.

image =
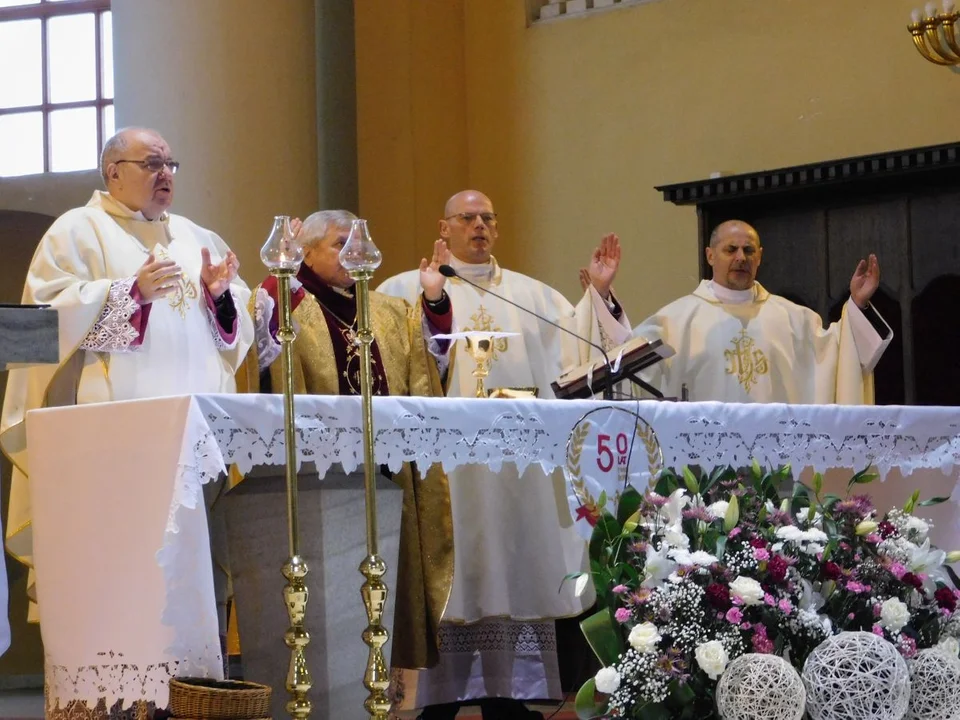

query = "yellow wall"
[113,0,318,279]
[356,0,960,315]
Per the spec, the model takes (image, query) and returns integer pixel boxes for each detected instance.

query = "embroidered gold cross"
[464,304,509,360]
[724,329,769,392]
[155,248,198,319]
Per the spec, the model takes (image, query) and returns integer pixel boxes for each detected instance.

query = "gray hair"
[99,127,154,185]
[300,210,358,247]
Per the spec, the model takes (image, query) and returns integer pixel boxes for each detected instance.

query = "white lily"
[642,543,678,588]
[663,488,689,527]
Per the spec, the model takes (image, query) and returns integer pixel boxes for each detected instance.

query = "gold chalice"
[464,334,495,398]
[432,331,521,398]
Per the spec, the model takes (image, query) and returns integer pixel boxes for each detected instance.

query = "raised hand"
[200,247,240,300]
[420,239,451,302]
[849,253,880,308]
[587,232,621,300]
[136,253,181,303]
[578,267,591,293]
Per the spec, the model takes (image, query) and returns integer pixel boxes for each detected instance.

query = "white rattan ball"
[802,631,910,720]
[906,648,960,720]
[716,653,806,720]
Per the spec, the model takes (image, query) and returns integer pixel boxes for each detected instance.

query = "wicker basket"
[169,677,272,720]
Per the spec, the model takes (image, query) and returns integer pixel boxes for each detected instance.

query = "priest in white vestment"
[377,190,631,719]
[0,128,253,622]
[627,219,891,404]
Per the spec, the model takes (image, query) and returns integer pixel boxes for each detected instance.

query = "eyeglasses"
[115,158,180,175]
[445,212,498,226]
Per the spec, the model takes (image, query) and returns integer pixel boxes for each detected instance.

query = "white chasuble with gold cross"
[1,191,253,618]
[378,255,631,621]
[630,280,892,405]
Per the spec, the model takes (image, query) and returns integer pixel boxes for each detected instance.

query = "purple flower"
[754,548,770,561]
[764,593,776,606]
[888,562,907,580]
[725,607,744,624]
[865,533,881,544]
[872,623,885,637]
[728,528,742,539]
[612,584,628,594]
[778,598,793,613]
[614,607,632,624]
[834,494,875,516]
[936,587,957,612]
[645,492,667,508]
[683,506,714,522]
[846,581,871,594]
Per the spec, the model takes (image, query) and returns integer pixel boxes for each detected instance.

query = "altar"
[24,394,960,714]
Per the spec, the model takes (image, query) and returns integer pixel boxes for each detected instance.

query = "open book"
[551,336,674,400]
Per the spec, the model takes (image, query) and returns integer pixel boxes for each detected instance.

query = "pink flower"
[889,563,907,580]
[899,635,918,658]
[751,626,774,653]
[848,613,855,620]
[726,607,744,624]
[612,585,628,594]
[728,528,742,539]
[754,548,770,561]
[872,623,885,637]
[866,533,881,544]
[614,607,632,624]
[742,622,753,630]
[778,598,793,613]
[873,604,882,617]
[846,581,871,594]
[764,593,776,606]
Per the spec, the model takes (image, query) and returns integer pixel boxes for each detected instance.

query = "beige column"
[112,0,319,279]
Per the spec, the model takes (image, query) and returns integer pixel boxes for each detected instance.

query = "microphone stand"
[438,264,619,401]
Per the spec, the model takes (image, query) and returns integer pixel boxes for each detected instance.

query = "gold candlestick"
[339,218,389,719]
[261,216,312,720]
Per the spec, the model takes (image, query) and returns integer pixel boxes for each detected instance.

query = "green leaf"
[670,679,696,705]
[682,466,700,494]
[848,467,878,489]
[945,564,960,592]
[904,489,921,514]
[580,608,622,666]
[617,486,644,525]
[655,471,678,497]
[813,472,823,496]
[574,679,604,720]
[806,504,817,523]
[589,512,621,564]
[723,494,740,532]
[636,702,672,720]
[919,496,951,507]
[715,535,728,562]
[597,490,608,510]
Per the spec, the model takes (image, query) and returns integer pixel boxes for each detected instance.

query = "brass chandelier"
[909,0,960,65]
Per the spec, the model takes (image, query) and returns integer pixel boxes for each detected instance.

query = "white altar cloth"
[25,394,960,710]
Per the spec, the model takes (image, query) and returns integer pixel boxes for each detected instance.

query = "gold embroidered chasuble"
[237,284,454,670]
[630,280,893,404]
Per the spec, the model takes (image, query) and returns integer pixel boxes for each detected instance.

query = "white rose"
[695,640,729,680]
[879,597,911,632]
[729,576,764,606]
[707,500,729,519]
[595,666,621,694]
[628,622,662,653]
[938,636,960,658]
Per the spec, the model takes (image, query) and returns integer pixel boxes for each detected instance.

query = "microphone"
[438,264,617,400]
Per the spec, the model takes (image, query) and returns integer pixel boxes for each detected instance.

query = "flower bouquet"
[568,462,960,720]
